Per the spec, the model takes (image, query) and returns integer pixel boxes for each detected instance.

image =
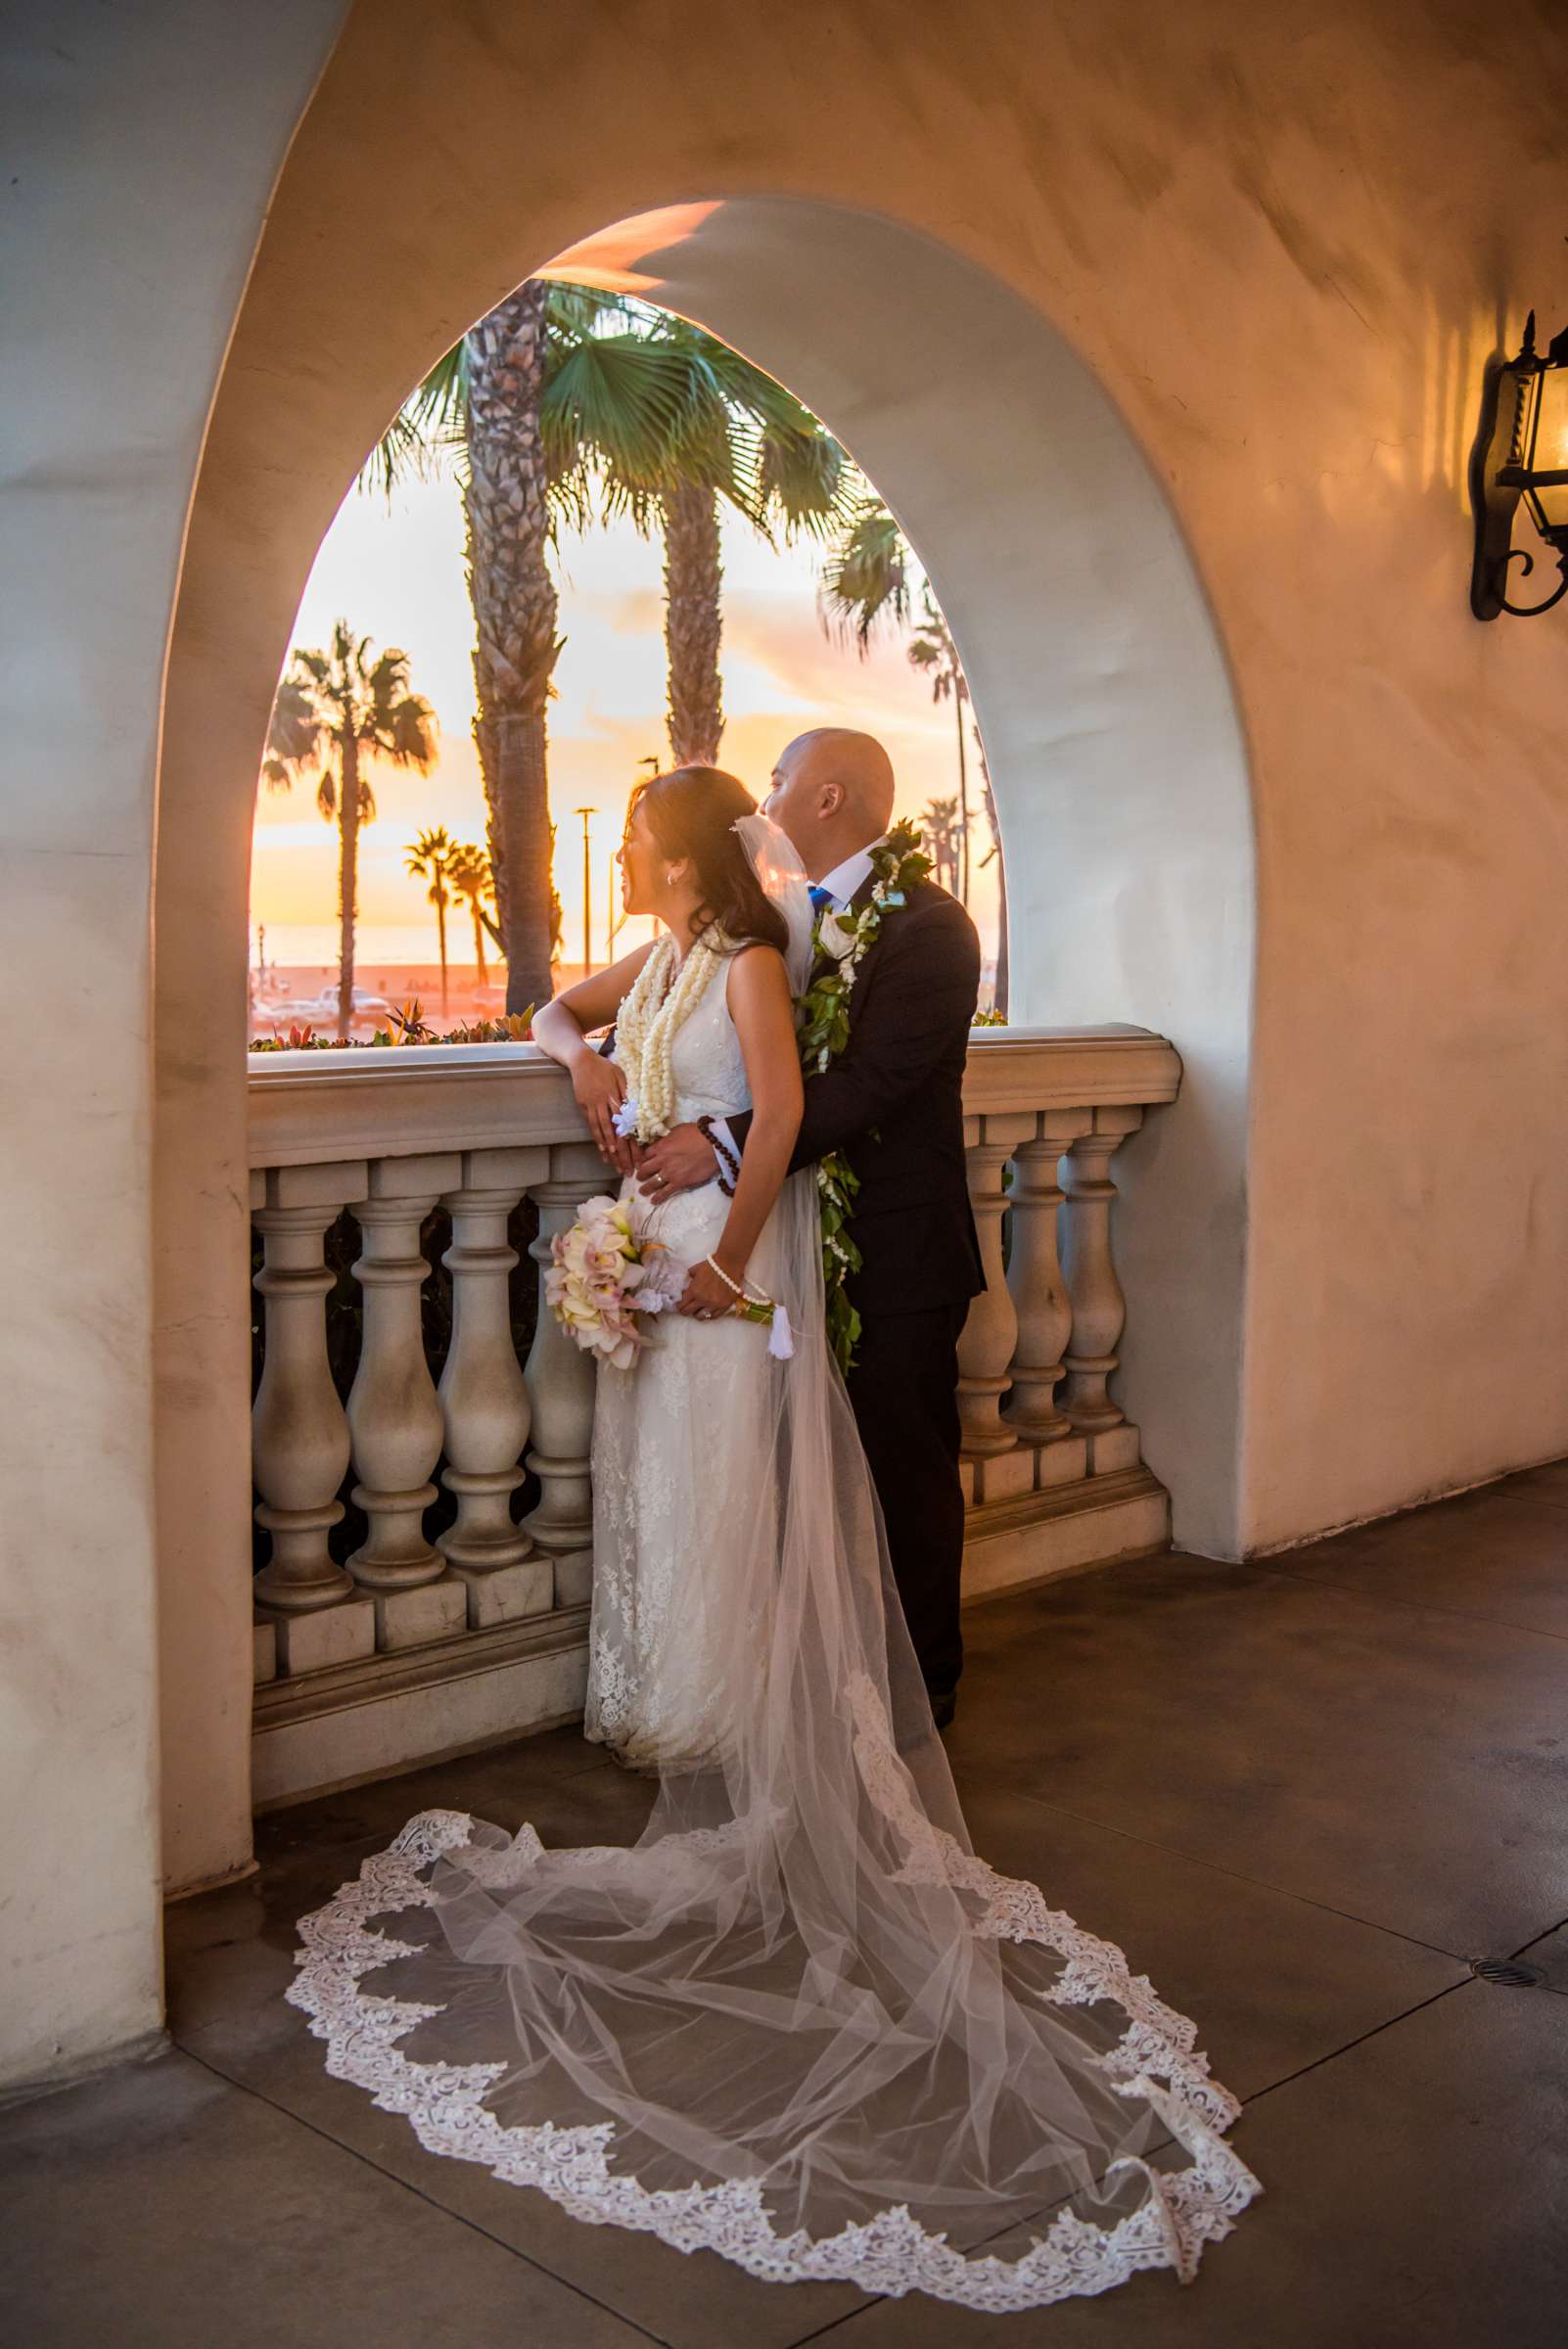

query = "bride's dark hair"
[632,764,790,955]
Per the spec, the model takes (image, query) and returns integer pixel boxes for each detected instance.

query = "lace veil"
[731,807,816,990]
[290,814,1260,2311]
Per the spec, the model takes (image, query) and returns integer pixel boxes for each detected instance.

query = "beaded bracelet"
[696,1114,740,1196]
[703,1254,745,1297]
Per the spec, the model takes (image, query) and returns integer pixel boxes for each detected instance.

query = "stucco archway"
[155,183,1250,1894]
[17,0,1568,2105]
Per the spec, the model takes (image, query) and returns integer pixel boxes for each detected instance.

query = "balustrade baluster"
[1059,1108,1142,1436]
[521,1143,606,1554]
[956,1112,1035,1454]
[345,1156,457,1592]
[438,1147,554,1624]
[1004,1113,1088,1441]
[252,1161,366,1612]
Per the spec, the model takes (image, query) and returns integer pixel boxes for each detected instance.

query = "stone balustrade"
[246,1025,1179,1803]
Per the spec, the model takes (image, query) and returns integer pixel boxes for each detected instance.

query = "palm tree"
[635,319,858,763]
[821,516,1008,1010]
[463,283,558,1013]
[920,795,962,894]
[371,286,857,999]
[973,729,1009,1018]
[405,824,457,1012]
[263,622,437,1038]
[447,842,494,986]
[907,591,973,904]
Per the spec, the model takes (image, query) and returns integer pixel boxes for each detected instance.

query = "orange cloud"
[539,204,723,297]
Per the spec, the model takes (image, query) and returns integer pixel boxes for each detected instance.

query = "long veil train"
[290,820,1259,2313]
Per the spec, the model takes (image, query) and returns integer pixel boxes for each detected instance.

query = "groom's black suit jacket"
[729,874,985,1317]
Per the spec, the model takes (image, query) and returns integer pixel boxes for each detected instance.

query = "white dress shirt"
[811,845,877,910]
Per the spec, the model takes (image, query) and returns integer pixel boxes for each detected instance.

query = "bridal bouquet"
[545,1195,792,1367]
[544,1195,687,1369]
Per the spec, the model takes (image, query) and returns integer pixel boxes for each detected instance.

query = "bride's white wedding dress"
[290,872,1260,2314]
[584,959,789,1773]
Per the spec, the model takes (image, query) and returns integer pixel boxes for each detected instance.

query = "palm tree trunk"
[980,751,1008,1018]
[336,730,360,1040]
[436,887,448,1012]
[662,483,724,765]
[954,686,970,905]
[465,281,559,1012]
[471,902,487,985]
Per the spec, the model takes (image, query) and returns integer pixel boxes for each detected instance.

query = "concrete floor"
[6,1465,1568,2347]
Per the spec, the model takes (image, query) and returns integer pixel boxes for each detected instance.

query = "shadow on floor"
[5,1465,1568,2347]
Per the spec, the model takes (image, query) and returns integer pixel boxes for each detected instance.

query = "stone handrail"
[247,1024,1178,1165]
[244,1026,1180,1793]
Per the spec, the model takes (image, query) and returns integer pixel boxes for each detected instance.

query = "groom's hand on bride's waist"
[638,1123,721,1198]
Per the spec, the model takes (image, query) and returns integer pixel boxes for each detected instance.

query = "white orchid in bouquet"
[544,1195,687,1369]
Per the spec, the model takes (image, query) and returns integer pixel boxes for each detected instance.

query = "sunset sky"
[250,450,999,979]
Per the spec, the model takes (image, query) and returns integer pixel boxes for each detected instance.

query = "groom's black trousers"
[844,1301,969,1704]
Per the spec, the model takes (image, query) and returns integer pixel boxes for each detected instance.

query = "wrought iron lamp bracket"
[1496,544,1568,618]
[1471,299,1568,620]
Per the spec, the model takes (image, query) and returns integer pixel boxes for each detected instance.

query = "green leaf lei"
[795,820,934,1376]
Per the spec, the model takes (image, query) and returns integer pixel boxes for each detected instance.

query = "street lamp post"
[575,806,596,974]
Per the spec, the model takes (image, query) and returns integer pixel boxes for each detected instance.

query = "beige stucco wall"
[0,0,345,2090]
[9,0,1568,2083]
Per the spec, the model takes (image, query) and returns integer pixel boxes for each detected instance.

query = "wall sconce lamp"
[1471,307,1568,619]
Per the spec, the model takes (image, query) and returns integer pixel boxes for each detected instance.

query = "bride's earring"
[665,869,677,890]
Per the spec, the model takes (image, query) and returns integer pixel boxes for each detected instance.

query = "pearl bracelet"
[703,1254,746,1297]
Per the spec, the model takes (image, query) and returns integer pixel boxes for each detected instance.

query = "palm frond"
[754,423,856,541]
[265,675,325,769]
[543,332,705,496]
[405,823,455,876]
[547,284,641,337]
[446,842,493,904]
[698,342,815,436]
[358,647,438,768]
[384,692,438,767]
[360,340,469,498]
[908,587,969,704]
[818,501,912,653]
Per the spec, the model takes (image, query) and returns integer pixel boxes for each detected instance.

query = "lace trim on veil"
[288,1686,1261,2315]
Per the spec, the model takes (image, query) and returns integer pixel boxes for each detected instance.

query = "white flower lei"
[613,930,731,1141]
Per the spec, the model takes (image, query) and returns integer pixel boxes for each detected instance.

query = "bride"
[290,766,1260,2312]
[539,763,807,1775]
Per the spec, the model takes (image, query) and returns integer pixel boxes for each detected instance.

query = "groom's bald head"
[766,729,897,878]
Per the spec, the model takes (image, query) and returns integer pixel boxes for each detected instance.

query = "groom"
[638,729,984,1726]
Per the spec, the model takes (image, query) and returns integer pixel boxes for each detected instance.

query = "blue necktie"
[808,885,835,914]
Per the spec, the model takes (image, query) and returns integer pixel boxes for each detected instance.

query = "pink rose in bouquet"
[544,1195,687,1369]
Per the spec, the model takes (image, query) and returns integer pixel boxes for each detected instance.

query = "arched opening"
[248,263,1010,1039]
[155,194,1252,1893]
